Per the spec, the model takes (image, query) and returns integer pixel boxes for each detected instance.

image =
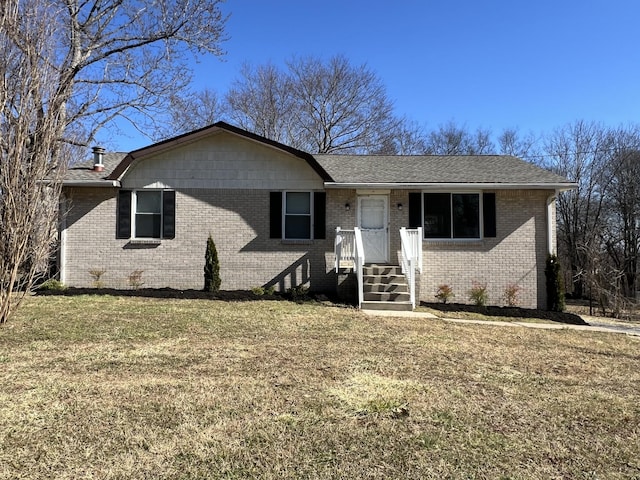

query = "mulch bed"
[421,302,588,325]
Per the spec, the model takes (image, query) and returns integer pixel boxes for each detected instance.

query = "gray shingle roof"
[64,153,127,183]
[314,154,573,186]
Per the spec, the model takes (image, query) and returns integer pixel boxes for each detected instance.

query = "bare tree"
[541,121,613,297]
[225,62,297,145]
[220,55,400,154]
[498,127,539,158]
[160,88,223,139]
[601,128,640,298]
[424,121,495,155]
[0,0,227,323]
[374,118,429,155]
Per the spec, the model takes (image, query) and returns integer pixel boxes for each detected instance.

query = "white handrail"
[400,227,423,308]
[335,227,364,308]
[353,227,365,308]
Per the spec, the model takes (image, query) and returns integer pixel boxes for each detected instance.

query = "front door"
[358,195,389,263]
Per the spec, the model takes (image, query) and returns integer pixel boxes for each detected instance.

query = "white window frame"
[132,189,164,239]
[283,191,314,240]
[422,191,484,240]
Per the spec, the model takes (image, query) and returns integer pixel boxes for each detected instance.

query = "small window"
[284,192,311,239]
[135,191,162,238]
[424,192,481,239]
[117,190,175,240]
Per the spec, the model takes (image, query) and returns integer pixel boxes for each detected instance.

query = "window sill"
[423,238,484,244]
[129,238,162,245]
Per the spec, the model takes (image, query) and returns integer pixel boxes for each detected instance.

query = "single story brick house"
[60,122,575,310]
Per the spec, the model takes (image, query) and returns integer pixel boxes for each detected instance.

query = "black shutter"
[116,190,132,239]
[162,190,176,239]
[408,192,422,229]
[313,191,326,240]
[269,192,282,239]
[483,192,496,238]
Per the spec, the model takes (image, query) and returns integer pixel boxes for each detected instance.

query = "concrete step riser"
[364,292,411,302]
[360,301,413,312]
[363,267,404,276]
[363,283,409,293]
[363,275,406,285]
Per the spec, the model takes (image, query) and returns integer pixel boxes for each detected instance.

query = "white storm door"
[358,195,389,263]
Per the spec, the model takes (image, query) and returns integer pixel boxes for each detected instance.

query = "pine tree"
[204,235,221,293]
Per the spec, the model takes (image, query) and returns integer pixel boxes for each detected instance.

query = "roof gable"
[107,121,332,182]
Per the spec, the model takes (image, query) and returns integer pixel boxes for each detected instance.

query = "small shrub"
[204,234,221,293]
[468,282,488,307]
[503,283,521,307]
[252,285,276,296]
[287,285,309,302]
[435,284,454,304]
[251,286,265,296]
[128,270,144,289]
[88,268,106,289]
[545,254,565,312]
[38,278,67,291]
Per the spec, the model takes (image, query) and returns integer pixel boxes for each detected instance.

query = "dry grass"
[1,295,639,479]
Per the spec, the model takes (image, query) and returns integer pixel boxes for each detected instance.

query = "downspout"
[546,190,558,256]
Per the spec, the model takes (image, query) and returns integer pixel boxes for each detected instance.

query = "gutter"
[62,180,121,187]
[324,182,578,191]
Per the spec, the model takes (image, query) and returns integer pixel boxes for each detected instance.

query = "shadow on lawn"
[421,302,588,325]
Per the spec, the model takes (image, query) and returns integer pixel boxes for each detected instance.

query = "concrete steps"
[362,264,413,311]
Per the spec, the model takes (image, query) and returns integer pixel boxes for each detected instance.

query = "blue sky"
[106,0,640,151]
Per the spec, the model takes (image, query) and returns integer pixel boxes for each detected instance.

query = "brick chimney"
[92,146,105,172]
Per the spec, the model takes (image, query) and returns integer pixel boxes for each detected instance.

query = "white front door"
[358,195,389,263]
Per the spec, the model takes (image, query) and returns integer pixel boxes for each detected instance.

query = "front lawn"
[1,295,639,479]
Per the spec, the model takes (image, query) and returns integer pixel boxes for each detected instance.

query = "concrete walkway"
[361,309,640,337]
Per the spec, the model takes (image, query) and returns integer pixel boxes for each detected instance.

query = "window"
[270,191,326,240]
[117,190,175,240]
[285,192,311,239]
[416,192,495,240]
[135,191,162,238]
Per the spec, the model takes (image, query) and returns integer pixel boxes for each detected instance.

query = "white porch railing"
[400,227,423,308]
[354,227,365,308]
[335,227,365,308]
[334,227,355,270]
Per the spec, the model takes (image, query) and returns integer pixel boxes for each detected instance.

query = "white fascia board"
[324,182,577,191]
[62,180,121,187]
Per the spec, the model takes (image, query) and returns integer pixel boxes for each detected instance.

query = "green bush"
[468,282,488,307]
[545,254,565,312]
[204,235,221,293]
[38,278,67,291]
[287,285,309,302]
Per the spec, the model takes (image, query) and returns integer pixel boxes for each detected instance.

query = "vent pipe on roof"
[92,146,105,172]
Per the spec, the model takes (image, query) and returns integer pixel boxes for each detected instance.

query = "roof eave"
[323,182,578,191]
